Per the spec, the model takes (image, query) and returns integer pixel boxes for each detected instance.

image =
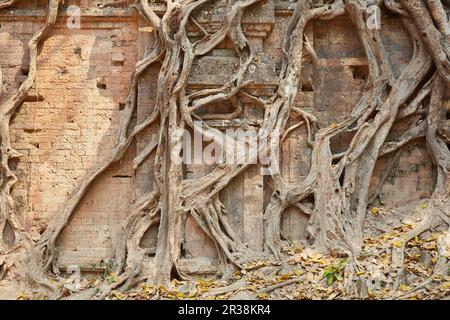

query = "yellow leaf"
[247,285,258,291]
[112,291,126,300]
[294,269,303,276]
[383,233,395,240]
[423,242,437,250]
[371,207,379,215]
[257,293,267,299]
[393,240,403,248]
[433,275,443,281]
[143,285,154,295]
[16,292,29,300]
[176,292,185,299]
[315,259,327,265]
[159,285,168,292]
[308,252,323,259]
[329,123,338,129]
[420,203,428,209]
[442,282,450,289]
[356,271,366,276]
[399,285,412,291]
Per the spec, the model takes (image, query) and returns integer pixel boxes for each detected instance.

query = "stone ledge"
[0,6,135,20]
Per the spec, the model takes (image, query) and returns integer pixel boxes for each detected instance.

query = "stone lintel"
[188,56,278,90]
[203,118,261,129]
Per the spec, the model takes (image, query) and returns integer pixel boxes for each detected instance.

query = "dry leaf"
[393,240,403,248]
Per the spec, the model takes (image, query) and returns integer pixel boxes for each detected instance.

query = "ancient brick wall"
[0,0,438,274]
[1,0,138,268]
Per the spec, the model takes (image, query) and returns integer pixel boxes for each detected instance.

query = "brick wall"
[2,1,137,268]
[0,0,437,271]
